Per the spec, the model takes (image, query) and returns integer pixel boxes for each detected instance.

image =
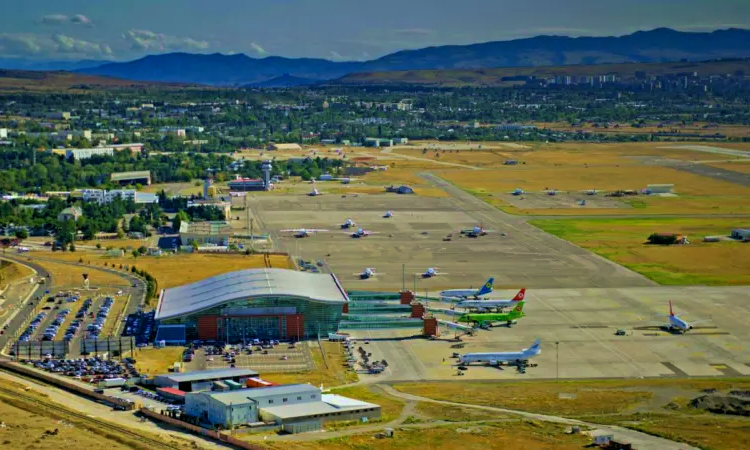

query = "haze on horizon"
[0,0,748,63]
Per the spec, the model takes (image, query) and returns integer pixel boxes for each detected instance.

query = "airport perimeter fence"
[0,360,135,410]
[139,407,267,450]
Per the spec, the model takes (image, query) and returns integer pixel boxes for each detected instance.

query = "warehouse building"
[731,229,750,241]
[154,268,348,342]
[111,170,152,186]
[179,221,232,246]
[153,368,259,392]
[228,176,266,191]
[184,384,380,432]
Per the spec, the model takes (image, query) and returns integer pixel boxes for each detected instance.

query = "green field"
[529,218,750,285]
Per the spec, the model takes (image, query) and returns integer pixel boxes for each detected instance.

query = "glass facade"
[160,295,343,342]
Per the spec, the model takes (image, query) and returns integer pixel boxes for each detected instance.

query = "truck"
[99,377,127,388]
[328,333,349,342]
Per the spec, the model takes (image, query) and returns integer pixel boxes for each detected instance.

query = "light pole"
[555,341,559,380]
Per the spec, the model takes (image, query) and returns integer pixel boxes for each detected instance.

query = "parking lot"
[197,341,315,372]
[121,310,156,346]
[348,285,750,383]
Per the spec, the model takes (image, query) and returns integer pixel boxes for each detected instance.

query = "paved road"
[419,172,656,288]
[0,256,51,350]
[378,384,699,450]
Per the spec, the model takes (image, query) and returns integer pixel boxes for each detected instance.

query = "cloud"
[123,29,209,52]
[41,14,69,25]
[0,32,112,58]
[249,42,267,55]
[41,13,93,27]
[329,50,344,60]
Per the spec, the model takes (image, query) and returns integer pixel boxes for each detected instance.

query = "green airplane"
[459,301,526,328]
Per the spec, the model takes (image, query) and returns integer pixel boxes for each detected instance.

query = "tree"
[132,250,139,258]
[14,229,28,240]
[191,241,199,250]
[117,229,125,239]
[172,210,189,232]
[69,243,76,252]
[138,245,148,255]
[96,243,102,249]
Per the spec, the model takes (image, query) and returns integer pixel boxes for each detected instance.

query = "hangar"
[154,368,259,392]
[155,268,348,342]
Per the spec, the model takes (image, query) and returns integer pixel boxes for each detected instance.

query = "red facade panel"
[197,316,219,340]
[286,314,304,340]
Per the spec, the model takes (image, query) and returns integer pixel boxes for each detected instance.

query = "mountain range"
[31,28,750,85]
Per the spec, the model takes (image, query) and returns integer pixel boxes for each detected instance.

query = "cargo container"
[225,380,242,390]
[246,377,274,388]
[212,381,230,391]
[100,377,127,388]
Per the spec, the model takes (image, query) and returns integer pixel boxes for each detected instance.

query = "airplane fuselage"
[668,315,692,331]
[455,299,517,310]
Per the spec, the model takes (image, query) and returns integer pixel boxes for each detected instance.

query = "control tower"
[261,160,273,191]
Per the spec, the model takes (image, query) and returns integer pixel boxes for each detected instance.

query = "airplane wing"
[689,318,712,325]
[308,229,330,232]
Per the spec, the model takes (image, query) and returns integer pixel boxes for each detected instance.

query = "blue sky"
[0,0,748,61]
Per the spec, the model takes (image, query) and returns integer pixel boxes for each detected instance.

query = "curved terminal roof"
[156,268,348,320]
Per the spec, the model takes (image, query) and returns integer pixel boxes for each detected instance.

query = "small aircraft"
[546,189,558,196]
[511,188,525,196]
[460,224,496,237]
[582,189,600,195]
[384,211,393,218]
[456,339,541,367]
[280,228,329,238]
[439,278,495,300]
[419,267,446,278]
[308,188,324,196]
[453,288,526,312]
[16,246,30,253]
[340,218,356,229]
[347,228,376,238]
[656,301,711,333]
[356,268,384,279]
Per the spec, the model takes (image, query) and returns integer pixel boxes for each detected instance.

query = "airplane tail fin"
[512,288,526,301]
[511,301,526,316]
[477,277,494,296]
[530,338,541,350]
[669,301,674,317]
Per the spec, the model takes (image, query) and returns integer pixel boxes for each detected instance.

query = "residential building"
[73,188,158,204]
[0,128,7,139]
[64,147,114,160]
[179,221,232,246]
[57,206,83,222]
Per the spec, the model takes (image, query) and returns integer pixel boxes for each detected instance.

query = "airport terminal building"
[154,269,348,343]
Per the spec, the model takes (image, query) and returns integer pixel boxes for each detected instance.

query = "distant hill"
[0,69,190,92]
[78,28,750,85]
[245,73,320,87]
[334,59,750,87]
[0,58,109,71]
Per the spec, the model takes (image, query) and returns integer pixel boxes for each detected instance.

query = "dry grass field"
[414,402,508,422]
[530,217,750,285]
[256,420,589,450]
[128,346,187,375]
[0,259,34,288]
[261,341,358,387]
[38,252,294,290]
[32,258,129,288]
[536,122,750,139]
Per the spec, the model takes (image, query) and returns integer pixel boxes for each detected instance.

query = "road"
[377,384,699,450]
[0,256,50,350]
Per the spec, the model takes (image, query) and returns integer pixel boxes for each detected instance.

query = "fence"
[139,407,267,450]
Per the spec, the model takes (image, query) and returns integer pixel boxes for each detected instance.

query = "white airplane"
[308,188,324,196]
[340,218,356,229]
[280,228,329,238]
[511,188,525,196]
[457,339,541,367]
[460,224,496,237]
[384,211,393,218]
[17,246,30,253]
[355,268,384,279]
[347,228,376,238]
[656,301,711,333]
[453,289,527,312]
[439,278,495,300]
[419,267,446,278]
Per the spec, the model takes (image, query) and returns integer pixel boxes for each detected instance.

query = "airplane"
[384,211,393,218]
[460,224,496,237]
[439,277,495,300]
[456,339,541,367]
[308,188,324,196]
[458,301,526,327]
[511,188,525,196]
[419,267,447,278]
[17,246,30,253]
[453,289,527,313]
[280,228,329,238]
[355,268,384,279]
[347,228,376,238]
[656,301,711,333]
[340,218,356,229]
[582,189,600,195]
[546,189,558,196]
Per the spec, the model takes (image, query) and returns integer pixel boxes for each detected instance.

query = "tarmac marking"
[660,362,689,377]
